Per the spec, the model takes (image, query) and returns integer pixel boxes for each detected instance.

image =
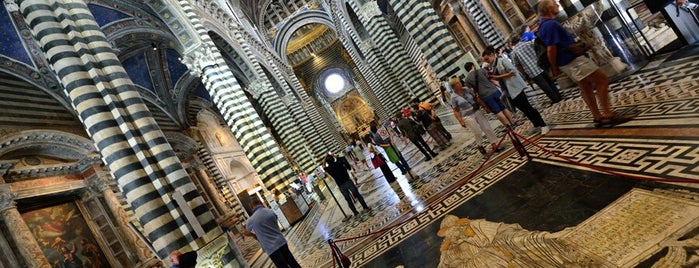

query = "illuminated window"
[324,73,345,94]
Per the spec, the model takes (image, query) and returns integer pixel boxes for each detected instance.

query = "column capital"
[0,185,18,212]
[359,39,375,51]
[85,172,111,193]
[3,0,19,12]
[246,79,266,99]
[359,1,382,18]
[181,43,218,77]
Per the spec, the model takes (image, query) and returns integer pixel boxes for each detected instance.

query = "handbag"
[370,153,385,168]
[566,41,591,56]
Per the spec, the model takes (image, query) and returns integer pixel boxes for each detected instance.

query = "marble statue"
[561,1,629,77]
[437,215,601,267]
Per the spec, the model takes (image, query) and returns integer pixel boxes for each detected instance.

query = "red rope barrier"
[511,131,699,184]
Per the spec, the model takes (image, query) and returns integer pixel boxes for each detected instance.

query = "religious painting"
[21,202,110,268]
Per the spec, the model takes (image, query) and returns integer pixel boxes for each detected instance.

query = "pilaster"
[0,185,51,268]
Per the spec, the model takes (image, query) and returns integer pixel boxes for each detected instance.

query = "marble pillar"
[0,185,51,268]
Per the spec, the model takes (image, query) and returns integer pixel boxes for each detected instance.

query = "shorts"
[559,56,599,82]
[482,90,507,114]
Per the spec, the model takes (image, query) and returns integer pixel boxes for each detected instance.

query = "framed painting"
[21,202,110,268]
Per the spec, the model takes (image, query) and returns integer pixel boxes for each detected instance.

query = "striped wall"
[16,0,218,259]
[387,0,463,79]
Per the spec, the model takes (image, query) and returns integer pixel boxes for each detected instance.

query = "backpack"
[534,37,550,71]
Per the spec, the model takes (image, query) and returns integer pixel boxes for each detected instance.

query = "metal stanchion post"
[321,177,352,221]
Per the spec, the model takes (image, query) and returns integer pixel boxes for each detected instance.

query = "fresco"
[22,202,109,268]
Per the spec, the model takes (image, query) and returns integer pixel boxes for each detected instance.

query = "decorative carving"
[85,173,111,193]
[359,1,383,18]
[181,43,219,77]
[359,39,375,51]
[3,0,19,12]
[0,187,17,212]
[245,79,266,99]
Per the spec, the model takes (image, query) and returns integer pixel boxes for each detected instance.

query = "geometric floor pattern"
[256,52,699,267]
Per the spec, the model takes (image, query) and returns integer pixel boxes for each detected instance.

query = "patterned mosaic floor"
[256,51,699,268]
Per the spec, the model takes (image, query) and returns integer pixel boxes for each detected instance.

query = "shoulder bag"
[472,70,491,113]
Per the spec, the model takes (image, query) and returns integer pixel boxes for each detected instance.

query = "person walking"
[323,152,371,216]
[396,111,439,161]
[449,76,502,155]
[537,0,631,127]
[509,36,562,104]
[243,198,302,268]
[483,47,551,135]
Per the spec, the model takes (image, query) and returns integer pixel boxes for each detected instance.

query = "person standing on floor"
[483,47,551,135]
[411,97,453,141]
[537,0,631,127]
[396,111,439,161]
[368,121,412,175]
[243,197,302,268]
[323,151,371,216]
[449,75,502,156]
[412,104,450,150]
[350,140,371,171]
[466,54,517,130]
[509,36,562,104]
[364,136,403,197]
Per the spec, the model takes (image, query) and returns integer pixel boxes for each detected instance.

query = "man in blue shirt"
[537,0,630,127]
[244,198,301,268]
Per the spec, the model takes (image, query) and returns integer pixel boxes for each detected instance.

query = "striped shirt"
[510,41,544,78]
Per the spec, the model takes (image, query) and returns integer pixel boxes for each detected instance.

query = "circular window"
[324,73,345,94]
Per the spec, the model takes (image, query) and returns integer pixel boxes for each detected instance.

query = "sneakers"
[541,126,550,135]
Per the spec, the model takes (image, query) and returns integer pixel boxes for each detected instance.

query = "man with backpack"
[510,36,562,104]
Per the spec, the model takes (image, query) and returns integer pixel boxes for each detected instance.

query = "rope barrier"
[327,126,699,267]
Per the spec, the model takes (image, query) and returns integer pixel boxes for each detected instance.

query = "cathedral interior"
[0,0,698,267]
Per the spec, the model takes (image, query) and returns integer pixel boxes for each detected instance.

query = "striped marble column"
[157,0,296,192]
[387,0,464,79]
[16,0,223,262]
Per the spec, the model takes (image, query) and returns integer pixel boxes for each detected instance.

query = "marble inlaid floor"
[258,49,699,268]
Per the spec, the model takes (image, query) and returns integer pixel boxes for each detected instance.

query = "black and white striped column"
[387,0,463,79]
[17,0,221,262]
